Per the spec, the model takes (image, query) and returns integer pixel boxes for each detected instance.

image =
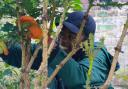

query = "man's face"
[59,26,85,52]
[59,28,73,52]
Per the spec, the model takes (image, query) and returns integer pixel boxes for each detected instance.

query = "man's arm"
[0,44,43,70]
[0,45,22,68]
[49,48,87,88]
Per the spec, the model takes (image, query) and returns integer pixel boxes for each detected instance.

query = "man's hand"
[0,40,9,55]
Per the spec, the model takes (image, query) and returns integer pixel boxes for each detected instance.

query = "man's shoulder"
[94,42,109,56]
[94,42,106,49]
[78,42,110,68]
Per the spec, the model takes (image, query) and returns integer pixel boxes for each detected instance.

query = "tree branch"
[26,45,41,72]
[45,0,94,86]
[48,0,69,58]
[34,0,49,88]
[37,0,49,75]
[16,1,30,89]
[45,48,79,86]
[49,0,56,31]
[20,43,26,89]
[100,15,128,89]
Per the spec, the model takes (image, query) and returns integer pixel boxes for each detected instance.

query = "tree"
[0,0,128,89]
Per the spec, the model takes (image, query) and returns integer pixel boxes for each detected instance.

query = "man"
[0,11,119,89]
[49,11,119,89]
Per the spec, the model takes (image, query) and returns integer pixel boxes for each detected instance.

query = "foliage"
[83,33,95,88]
[22,0,39,16]
[0,61,20,89]
[69,0,83,11]
[0,0,127,41]
[0,0,16,17]
[0,22,19,42]
[0,0,128,88]
[0,60,37,89]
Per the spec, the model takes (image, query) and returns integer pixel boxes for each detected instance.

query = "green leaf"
[4,63,10,68]
[89,33,94,49]
[0,1,16,17]
[1,22,16,32]
[3,69,12,76]
[52,18,57,31]
[69,0,83,11]
[22,0,40,17]
[21,22,32,30]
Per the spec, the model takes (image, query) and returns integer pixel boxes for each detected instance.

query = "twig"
[37,0,49,75]
[16,1,25,88]
[49,0,56,31]
[75,1,95,87]
[75,2,92,45]
[20,43,26,89]
[16,0,30,89]
[16,0,22,32]
[48,0,69,58]
[25,45,41,89]
[83,34,95,89]
[75,1,94,88]
[39,0,69,88]
[24,40,31,89]
[45,0,93,86]
[34,0,49,89]
[20,40,31,89]
[45,48,79,86]
[34,0,69,88]
[100,15,128,89]
[26,45,41,72]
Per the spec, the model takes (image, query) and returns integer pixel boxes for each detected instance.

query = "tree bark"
[100,16,128,89]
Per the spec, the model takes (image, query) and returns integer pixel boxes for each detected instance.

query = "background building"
[90,4,128,87]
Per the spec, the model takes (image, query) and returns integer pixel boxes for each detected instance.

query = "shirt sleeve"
[0,44,43,70]
[100,47,120,71]
[0,45,22,68]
